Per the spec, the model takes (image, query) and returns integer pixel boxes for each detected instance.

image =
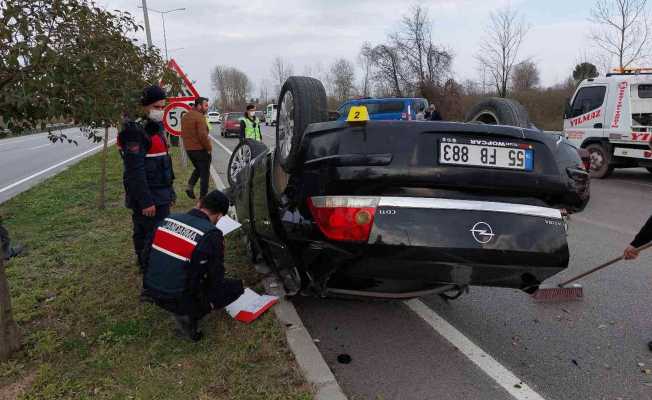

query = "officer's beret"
[141,85,167,106]
[202,190,230,216]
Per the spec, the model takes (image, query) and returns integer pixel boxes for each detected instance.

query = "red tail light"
[578,148,590,171]
[308,196,378,242]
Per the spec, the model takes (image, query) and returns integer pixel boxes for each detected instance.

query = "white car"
[207,111,221,124]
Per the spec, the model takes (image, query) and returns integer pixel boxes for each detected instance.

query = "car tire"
[465,97,532,128]
[585,143,613,179]
[276,76,328,173]
[227,139,268,187]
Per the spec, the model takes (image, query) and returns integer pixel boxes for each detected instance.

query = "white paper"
[216,215,241,236]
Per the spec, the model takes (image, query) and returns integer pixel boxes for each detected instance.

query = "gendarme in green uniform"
[241,117,262,141]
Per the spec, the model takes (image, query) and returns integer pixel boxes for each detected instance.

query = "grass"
[0,145,312,400]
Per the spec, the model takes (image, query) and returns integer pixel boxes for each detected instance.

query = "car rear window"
[638,84,652,98]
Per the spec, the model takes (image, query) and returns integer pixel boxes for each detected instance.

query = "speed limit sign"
[163,102,192,137]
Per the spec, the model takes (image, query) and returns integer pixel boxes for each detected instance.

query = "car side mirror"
[563,97,572,119]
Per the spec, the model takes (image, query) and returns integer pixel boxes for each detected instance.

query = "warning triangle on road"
[161,58,200,101]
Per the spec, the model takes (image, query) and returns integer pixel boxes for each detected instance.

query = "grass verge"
[0,146,312,400]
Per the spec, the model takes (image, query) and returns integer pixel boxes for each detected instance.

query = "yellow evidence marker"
[346,105,370,123]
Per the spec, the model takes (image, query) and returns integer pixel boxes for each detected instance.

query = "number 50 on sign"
[163,102,192,137]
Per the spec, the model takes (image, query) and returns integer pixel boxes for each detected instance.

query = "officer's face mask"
[248,111,255,118]
[148,109,164,122]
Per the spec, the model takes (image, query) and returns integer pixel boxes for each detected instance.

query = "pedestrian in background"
[425,104,443,121]
[181,96,212,200]
[142,190,244,341]
[240,104,262,142]
[118,85,176,271]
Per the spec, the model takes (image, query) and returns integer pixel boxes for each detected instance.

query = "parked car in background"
[221,112,244,138]
[336,97,429,121]
[207,111,221,124]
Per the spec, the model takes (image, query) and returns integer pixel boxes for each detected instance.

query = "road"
[209,123,652,400]
[0,128,116,203]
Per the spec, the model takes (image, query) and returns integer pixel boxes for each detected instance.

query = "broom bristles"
[531,286,583,301]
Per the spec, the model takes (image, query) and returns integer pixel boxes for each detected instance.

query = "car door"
[563,85,608,143]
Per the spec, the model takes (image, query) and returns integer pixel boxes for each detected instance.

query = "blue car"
[336,97,429,121]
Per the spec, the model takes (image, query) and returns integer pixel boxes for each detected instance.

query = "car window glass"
[570,86,606,118]
[638,84,652,98]
[363,101,404,113]
[227,113,243,120]
[414,99,427,112]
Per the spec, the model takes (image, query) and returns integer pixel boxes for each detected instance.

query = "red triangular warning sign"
[161,59,200,101]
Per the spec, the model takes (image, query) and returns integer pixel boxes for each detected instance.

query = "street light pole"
[136,7,186,61]
[141,0,153,48]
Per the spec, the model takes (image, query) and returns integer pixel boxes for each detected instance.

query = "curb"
[208,162,348,400]
[263,277,348,400]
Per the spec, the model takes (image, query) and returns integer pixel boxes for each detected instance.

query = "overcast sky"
[98,0,604,101]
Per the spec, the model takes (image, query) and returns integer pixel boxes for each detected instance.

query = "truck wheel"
[227,139,268,187]
[276,76,328,172]
[585,143,613,179]
[465,97,532,128]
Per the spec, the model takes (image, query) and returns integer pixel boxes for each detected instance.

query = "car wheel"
[465,97,532,128]
[276,76,328,173]
[227,139,268,187]
[585,143,613,179]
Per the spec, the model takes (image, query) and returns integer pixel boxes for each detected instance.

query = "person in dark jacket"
[118,85,176,270]
[425,104,443,121]
[623,216,652,260]
[142,190,244,341]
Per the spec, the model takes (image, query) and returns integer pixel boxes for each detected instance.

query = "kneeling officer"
[143,190,244,341]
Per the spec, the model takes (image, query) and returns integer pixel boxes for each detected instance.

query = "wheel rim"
[471,111,499,125]
[278,91,295,161]
[230,144,251,183]
[589,149,604,171]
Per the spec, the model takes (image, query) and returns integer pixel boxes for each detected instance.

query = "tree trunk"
[0,248,21,361]
[97,126,109,210]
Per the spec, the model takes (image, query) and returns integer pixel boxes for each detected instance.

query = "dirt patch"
[0,370,36,400]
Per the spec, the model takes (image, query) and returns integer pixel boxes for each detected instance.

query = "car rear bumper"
[294,196,568,293]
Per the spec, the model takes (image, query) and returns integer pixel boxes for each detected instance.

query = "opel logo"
[470,222,495,244]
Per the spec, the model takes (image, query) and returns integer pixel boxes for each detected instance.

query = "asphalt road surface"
[0,128,116,203]
[209,123,652,400]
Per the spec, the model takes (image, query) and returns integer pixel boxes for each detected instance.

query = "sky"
[97,0,605,101]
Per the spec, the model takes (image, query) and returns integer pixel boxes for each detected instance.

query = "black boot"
[185,188,196,199]
[174,315,203,342]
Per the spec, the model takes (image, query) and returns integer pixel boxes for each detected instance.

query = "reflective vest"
[144,212,218,296]
[241,117,262,140]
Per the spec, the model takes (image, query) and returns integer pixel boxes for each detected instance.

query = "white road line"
[405,299,548,400]
[209,135,233,155]
[210,164,226,190]
[0,139,116,194]
[26,143,52,151]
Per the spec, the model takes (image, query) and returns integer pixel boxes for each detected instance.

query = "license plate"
[438,139,534,171]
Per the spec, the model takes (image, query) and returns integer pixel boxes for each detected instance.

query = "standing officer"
[239,104,262,142]
[119,85,176,270]
[181,96,212,200]
[142,190,244,341]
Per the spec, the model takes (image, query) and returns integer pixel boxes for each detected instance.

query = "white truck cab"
[564,68,652,178]
[265,103,278,126]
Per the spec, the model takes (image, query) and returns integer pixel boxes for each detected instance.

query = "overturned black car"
[228,77,590,299]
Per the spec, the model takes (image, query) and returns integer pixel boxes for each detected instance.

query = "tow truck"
[562,67,652,178]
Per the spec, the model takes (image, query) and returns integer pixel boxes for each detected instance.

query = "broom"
[531,241,652,301]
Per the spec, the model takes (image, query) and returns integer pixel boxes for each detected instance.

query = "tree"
[511,60,540,92]
[369,44,406,97]
[590,0,650,69]
[211,66,252,111]
[391,5,453,97]
[329,59,356,103]
[270,57,293,98]
[0,0,169,361]
[475,6,529,97]
[359,42,374,97]
[572,62,599,83]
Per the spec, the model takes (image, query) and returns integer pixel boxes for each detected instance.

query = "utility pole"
[141,0,153,48]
